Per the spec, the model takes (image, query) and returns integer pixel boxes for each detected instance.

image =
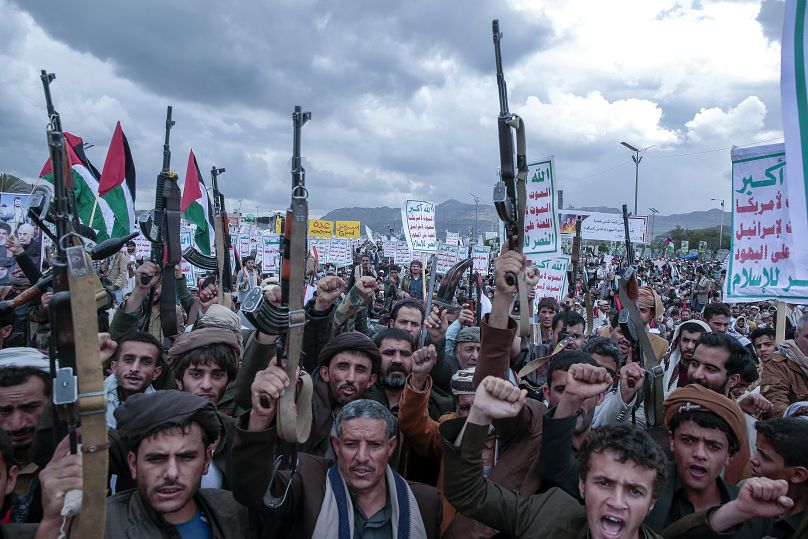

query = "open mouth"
[600,515,625,538]
[156,486,183,499]
[688,464,709,480]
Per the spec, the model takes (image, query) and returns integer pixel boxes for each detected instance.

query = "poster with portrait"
[0,192,41,286]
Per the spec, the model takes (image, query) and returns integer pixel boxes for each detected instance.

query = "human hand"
[410,345,436,390]
[5,235,23,256]
[619,362,645,404]
[134,261,160,291]
[424,306,448,342]
[314,276,344,311]
[98,333,117,366]
[354,276,379,298]
[738,392,773,416]
[38,435,82,522]
[468,376,527,425]
[709,477,792,532]
[494,244,526,295]
[248,357,291,431]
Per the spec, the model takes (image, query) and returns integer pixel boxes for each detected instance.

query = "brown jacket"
[398,374,544,537]
[761,344,808,418]
[231,420,443,539]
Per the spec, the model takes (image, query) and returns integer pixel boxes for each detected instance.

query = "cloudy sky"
[0,0,786,218]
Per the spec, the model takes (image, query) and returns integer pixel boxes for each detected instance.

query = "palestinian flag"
[180,150,215,255]
[98,121,137,237]
[39,132,117,241]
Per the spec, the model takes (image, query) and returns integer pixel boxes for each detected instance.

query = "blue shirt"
[174,509,212,539]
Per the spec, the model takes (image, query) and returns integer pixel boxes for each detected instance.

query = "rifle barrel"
[162,106,174,172]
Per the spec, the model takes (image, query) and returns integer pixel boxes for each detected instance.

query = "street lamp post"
[710,198,725,251]
[470,193,480,244]
[620,141,654,215]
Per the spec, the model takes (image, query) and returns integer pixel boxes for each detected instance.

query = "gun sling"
[66,245,109,536]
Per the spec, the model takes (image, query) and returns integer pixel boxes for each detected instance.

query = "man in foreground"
[441,374,667,538]
[233,365,442,538]
[108,390,250,537]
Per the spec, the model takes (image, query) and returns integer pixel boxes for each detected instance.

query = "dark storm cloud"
[13,0,548,116]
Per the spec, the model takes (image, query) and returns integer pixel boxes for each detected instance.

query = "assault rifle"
[40,70,108,538]
[247,108,314,510]
[138,106,181,338]
[617,203,664,427]
[491,19,529,337]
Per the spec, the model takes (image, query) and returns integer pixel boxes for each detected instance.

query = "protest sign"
[445,231,460,246]
[259,233,281,271]
[436,243,460,273]
[401,200,437,253]
[381,240,397,260]
[308,219,333,238]
[308,237,330,265]
[336,220,361,238]
[681,240,689,252]
[527,254,570,303]
[395,241,412,265]
[725,143,808,302]
[524,158,560,254]
[558,210,647,243]
[472,245,490,275]
[328,238,351,267]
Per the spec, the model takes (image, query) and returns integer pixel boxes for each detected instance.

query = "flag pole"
[88,197,99,230]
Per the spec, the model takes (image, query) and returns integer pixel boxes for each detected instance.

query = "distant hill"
[320,200,730,240]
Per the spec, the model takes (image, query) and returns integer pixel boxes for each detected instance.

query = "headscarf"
[0,348,49,372]
[167,327,241,370]
[114,390,222,449]
[637,286,664,321]
[450,368,475,395]
[664,384,747,454]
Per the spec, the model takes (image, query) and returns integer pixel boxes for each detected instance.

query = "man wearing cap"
[637,384,749,531]
[233,390,441,538]
[0,349,50,522]
[108,390,250,537]
[398,357,544,537]
[761,314,808,418]
[110,325,240,492]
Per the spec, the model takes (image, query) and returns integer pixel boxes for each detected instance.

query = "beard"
[382,364,408,389]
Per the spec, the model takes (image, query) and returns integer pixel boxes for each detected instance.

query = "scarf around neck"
[312,464,427,539]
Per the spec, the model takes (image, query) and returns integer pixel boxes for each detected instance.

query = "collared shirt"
[351,489,392,539]
[666,463,735,526]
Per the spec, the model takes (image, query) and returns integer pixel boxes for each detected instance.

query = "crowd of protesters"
[0,226,806,539]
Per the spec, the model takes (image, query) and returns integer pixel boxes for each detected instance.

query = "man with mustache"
[234,394,441,538]
[0,349,50,522]
[107,390,251,538]
[105,331,163,429]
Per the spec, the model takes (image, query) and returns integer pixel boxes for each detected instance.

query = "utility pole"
[649,207,659,249]
[470,193,480,244]
[711,198,725,251]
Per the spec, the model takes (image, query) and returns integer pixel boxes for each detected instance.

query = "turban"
[664,384,747,454]
[319,331,381,374]
[114,390,222,449]
[637,286,664,319]
[450,368,476,395]
[456,326,480,344]
[784,401,808,420]
[196,304,242,333]
[167,327,241,370]
[0,348,49,372]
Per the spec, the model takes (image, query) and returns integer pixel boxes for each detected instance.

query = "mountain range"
[320,200,730,240]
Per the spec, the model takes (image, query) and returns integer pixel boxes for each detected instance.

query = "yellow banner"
[309,219,334,238]
[336,220,361,238]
